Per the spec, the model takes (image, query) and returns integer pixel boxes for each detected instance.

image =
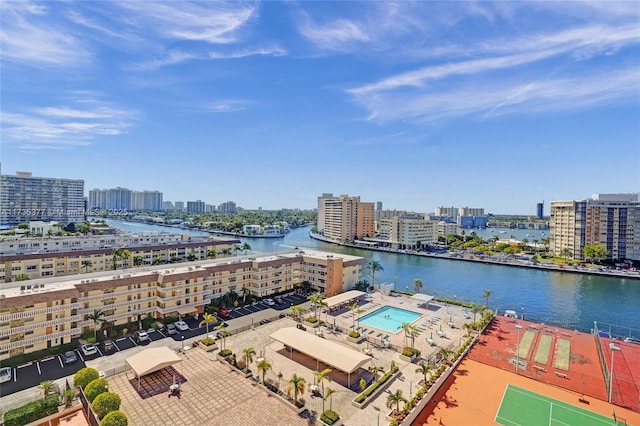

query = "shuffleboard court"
[535,334,552,365]
[517,330,536,359]
[555,338,571,371]
[496,385,616,426]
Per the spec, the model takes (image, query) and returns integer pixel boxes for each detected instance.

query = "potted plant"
[198,336,218,352]
[347,330,362,343]
[399,347,420,362]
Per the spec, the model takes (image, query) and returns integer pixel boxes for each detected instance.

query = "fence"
[77,386,101,426]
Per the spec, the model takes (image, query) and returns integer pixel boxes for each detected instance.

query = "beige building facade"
[317,194,375,242]
[377,217,440,249]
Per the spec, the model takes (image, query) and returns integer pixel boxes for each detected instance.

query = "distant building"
[435,206,459,218]
[376,201,383,211]
[1,171,85,227]
[174,201,185,211]
[187,200,205,213]
[377,216,439,249]
[550,193,640,262]
[162,201,174,210]
[375,209,410,221]
[537,202,544,219]
[458,216,488,228]
[316,193,375,242]
[459,207,485,217]
[131,190,163,211]
[218,201,237,213]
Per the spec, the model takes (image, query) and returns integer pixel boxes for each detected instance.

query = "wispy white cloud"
[298,14,370,51]
[205,100,253,113]
[209,46,287,59]
[132,50,206,71]
[1,97,138,150]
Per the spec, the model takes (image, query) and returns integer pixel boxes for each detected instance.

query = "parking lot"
[0,291,309,397]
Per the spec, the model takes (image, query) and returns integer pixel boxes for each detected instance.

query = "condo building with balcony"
[0,249,366,360]
[317,193,375,243]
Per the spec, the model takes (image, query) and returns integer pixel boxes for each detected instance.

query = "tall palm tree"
[82,260,93,273]
[277,371,283,393]
[39,380,56,399]
[242,346,256,369]
[241,287,251,304]
[386,389,408,415]
[368,365,384,381]
[314,368,332,411]
[87,309,105,340]
[462,322,472,337]
[218,329,232,350]
[415,362,432,385]
[290,305,305,322]
[287,374,306,407]
[367,260,384,288]
[439,347,454,365]
[199,313,217,337]
[256,358,272,384]
[482,289,492,309]
[121,249,132,269]
[324,387,337,412]
[471,303,481,324]
[241,242,252,254]
[401,322,418,348]
[413,278,423,294]
[561,248,572,263]
[112,248,123,270]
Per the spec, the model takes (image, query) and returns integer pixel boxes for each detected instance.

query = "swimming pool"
[358,306,422,333]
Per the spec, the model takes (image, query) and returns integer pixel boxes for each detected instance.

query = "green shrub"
[320,409,340,425]
[85,378,109,402]
[219,348,232,357]
[87,337,97,344]
[74,367,100,390]
[354,365,399,403]
[92,392,121,419]
[4,394,60,426]
[348,331,360,339]
[0,341,78,368]
[305,316,318,323]
[200,337,216,346]
[100,410,128,426]
[401,347,420,357]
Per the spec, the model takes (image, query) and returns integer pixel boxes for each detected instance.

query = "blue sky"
[1,1,639,214]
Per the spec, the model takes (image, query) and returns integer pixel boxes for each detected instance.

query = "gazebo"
[126,346,182,390]
[410,293,434,308]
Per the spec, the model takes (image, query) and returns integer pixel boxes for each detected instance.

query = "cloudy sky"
[2,1,638,214]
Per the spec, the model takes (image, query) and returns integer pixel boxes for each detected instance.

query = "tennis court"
[496,385,617,426]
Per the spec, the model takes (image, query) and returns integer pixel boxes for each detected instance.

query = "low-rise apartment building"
[0,250,366,360]
[377,216,440,249]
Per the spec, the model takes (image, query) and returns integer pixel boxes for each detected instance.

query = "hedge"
[92,392,121,419]
[4,394,60,426]
[85,378,109,402]
[320,409,340,425]
[354,365,399,403]
[74,367,100,390]
[100,410,128,426]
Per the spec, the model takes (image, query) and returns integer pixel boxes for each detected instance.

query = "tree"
[92,392,121,419]
[82,260,93,273]
[74,367,100,390]
[349,302,365,331]
[314,368,332,411]
[242,347,256,369]
[199,313,217,337]
[483,289,493,309]
[462,322,472,337]
[256,358,272,384]
[415,362,432,385]
[368,365,384,381]
[88,309,105,340]
[63,387,76,408]
[240,287,251,304]
[471,303,481,324]
[287,374,306,407]
[367,260,384,288]
[308,293,327,320]
[359,377,367,392]
[438,347,454,365]
[241,242,252,254]
[584,244,608,263]
[324,387,337,412]
[290,305,305,322]
[354,279,370,292]
[561,248,572,263]
[85,378,109,402]
[120,250,132,269]
[413,278,423,294]
[100,411,128,426]
[133,256,144,266]
[218,329,232,351]
[38,380,57,399]
[401,322,418,348]
[386,389,408,415]
[111,248,123,270]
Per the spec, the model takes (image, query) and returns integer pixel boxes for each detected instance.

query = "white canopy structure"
[410,293,434,305]
[270,327,371,387]
[324,290,365,309]
[126,346,182,389]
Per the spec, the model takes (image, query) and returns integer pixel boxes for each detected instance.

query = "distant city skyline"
[2,2,638,214]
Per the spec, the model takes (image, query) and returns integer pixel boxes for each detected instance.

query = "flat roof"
[410,293,434,303]
[270,327,370,374]
[126,346,182,378]
[324,290,366,308]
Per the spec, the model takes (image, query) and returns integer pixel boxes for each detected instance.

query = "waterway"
[102,219,640,336]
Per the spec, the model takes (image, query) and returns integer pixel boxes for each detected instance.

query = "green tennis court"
[495,385,616,426]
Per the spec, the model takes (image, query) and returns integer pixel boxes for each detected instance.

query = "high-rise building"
[376,201,383,211]
[537,202,544,219]
[317,193,375,242]
[174,201,185,211]
[550,193,640,262]
[459,207,485,217]
[218,201,237,213]
[435,206,459,217]
[162,201,174,210]
[1,171,85,227]
[131,190,163,211]
[187,200,205,213]
[377,216,439,249]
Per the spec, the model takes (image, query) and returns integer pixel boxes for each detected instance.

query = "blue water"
[102,219,640,335]
[359,306,422,334]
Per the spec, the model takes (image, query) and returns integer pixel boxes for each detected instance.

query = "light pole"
[608,342,621,403]
[521,307,525,321]
[515,323,523,374]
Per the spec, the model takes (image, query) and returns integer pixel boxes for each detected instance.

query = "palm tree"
[199,313,217,337]
[287,374,306,407]
[386,389,408,416]
[314,368,332,411]
[367,260,384,288]
[368,365,384,381]
[308,293,328,320]
[241,242,252,254]
[39,380,56,399]
[218,329,232,350]
[256,358,272,384]
[87,309,105,340]
[240,287,251,304]
[324,387,337,412]
[82,260,93,273]
[471,303,481,324]
[482,289,492,309]
[206,249,216,258]
[242,346,256,369]
[112,248,123,270]
[561,248,572,263]
[462,322,472,337]
[133,255,144,266]
[349,302,366,331]
[401,322,418,348]
[219,247,233,258]
[413,278,423,294]
[439,347,454,365]
[277,371,283,393]
[415,362,432,385]
[290,305,305,322]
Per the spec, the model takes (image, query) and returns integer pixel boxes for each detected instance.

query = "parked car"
[102,340,115,354]
[135,330,150,343]
[217,309,230,319]
[0,367,11,383]
[259,319,270,325]
[166,323,177,335]
[624,336,640,345]
[64,351,78,364]
[81,344,98,356]
[264,298,275,306]
[174,321,189,331]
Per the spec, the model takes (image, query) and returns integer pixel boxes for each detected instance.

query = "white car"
[174,321,189,331]
[135,330,150,343]
[81,344,98,356]
[0,367,11,383]
[264,298,275,306]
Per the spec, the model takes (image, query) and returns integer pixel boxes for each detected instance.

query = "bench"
[555,372,568,379]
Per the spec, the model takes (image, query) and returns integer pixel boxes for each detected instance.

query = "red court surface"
[599,336,640,411]
[467,316,609,402]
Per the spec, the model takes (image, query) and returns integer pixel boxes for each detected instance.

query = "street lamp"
[515,323,523,374]
[608,342,621,403]
[521,307,525,321]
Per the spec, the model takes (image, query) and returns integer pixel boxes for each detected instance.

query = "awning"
[126,346,182,378]
[176,306,196,316]
[324,290,365,309]
[410,293,434,304]
[270,327,370,374]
